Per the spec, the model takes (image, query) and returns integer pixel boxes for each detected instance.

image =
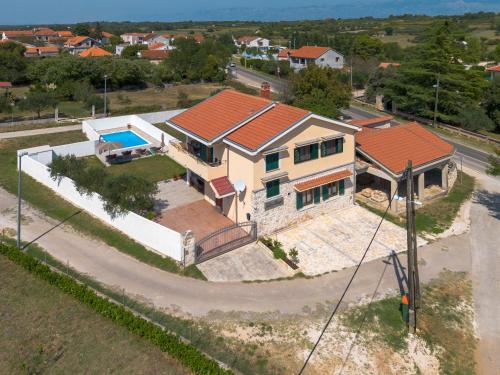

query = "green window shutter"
[322,184,329,200]
[320,142,326,157]
[314,187,321,203]
[339,179,345,195]
[265,153,279,172]
[294,148,300,164]
[310,144,319,160]
[199,144,207,161]
[336,138,343,153]
[208,147,214,162]
[266,179,280,198]
[296,192,303,209]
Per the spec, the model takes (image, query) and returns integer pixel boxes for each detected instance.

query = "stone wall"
[447,160,457,190]
[251,164,355,235]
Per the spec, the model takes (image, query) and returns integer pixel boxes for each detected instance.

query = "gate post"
[182,230,196,266]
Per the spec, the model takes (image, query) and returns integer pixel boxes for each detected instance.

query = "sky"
[1,0,499,25]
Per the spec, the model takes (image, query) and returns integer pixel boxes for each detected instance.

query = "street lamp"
[432,73,440,128]
[104,74,108,117]
[17,151,28,249]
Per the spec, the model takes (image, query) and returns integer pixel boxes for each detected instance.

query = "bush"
[0,244,232,375]
[260,237,287,260]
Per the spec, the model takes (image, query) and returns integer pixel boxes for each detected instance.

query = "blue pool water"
[101,130,149,148]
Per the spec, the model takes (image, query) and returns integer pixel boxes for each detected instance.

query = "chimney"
[260,81,270,99]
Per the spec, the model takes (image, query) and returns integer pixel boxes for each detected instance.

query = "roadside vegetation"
[342,271,475,374]
[0,251,190,375]
[0,243,230,375]
[0,132,204,279]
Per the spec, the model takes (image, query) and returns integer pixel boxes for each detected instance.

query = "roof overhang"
[356,147,455,180]
[224,113,361,156]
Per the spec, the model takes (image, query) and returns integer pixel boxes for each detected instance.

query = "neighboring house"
[115,43,129,56]
[166,87,360,234]
[100,31,114,44]
[378,62,401,69]
[148,42,169,50]
[347,115,393,129]
[79,46,112,58]
[486,64,500,80]
[289,46,344,71]
[120,32,153,45]
[355,122,455,213]
[57,30,74,39]
[24,46,60,57]
[139,49,170,63]
[64,36,96,55]
[33,28,58,41]
[278,48,294,60]
[1,30,33,40]
[145,34,171,47]
[235,36,270,50]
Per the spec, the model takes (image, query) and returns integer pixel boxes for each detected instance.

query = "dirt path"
[0,125,81,139]
[467,168,500,374]
[0,186,472,318]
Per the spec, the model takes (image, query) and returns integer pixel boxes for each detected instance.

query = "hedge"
[0,244,232,375]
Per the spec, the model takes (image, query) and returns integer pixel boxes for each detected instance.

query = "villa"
[166,87,360,235]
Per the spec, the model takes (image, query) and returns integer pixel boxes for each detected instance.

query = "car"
[230,62,236,68]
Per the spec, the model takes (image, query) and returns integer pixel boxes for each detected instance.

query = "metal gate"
[195,221,257,264]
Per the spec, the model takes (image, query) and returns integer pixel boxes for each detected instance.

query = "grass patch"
[154,123,187,142]
[0,120,80,133]
[85,155,186,183]
[356,200,405,228]
[415,173,475,234]
[341,271,476,373]
[0,251,189,374]
[0,132,203,279]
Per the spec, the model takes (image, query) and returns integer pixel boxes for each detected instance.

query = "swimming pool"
[100,130,149,149]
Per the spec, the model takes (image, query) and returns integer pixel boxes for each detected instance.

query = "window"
[266,179,280,199]
[265,152,279,172]
[294,143,319,164]
[296,187,320,209]
[321,138,343,157]
[335,56,340,62]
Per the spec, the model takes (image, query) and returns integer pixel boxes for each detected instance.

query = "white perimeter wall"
[18,144,183,262]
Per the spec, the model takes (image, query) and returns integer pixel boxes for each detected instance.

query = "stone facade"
[251,164,355,235]
[447,160,457,191]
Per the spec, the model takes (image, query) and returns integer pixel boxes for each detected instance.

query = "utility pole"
[17,151,28,249]
[432,74,440,128]
[104,74,108,117]
[405,160,420,333]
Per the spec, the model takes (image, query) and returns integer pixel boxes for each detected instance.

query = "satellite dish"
[233,180,246,193]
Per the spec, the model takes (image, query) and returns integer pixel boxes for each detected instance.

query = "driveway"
[275,205,426,275]
[197,241,294,282]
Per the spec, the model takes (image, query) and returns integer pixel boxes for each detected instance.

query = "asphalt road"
[230,65,286,93]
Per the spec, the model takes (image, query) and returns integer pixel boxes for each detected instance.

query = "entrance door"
[215,198,223,212]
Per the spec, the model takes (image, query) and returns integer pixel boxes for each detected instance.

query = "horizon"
[1,0,499,26]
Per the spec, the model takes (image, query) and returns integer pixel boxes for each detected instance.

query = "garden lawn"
[0,256,189,375]
[85,155,185,183]
[0,131,204,279]
[154,123,187,142]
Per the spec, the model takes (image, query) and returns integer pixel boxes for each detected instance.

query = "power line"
[298,189,398,375]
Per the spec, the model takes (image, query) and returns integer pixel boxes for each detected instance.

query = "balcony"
[168,140,226,181]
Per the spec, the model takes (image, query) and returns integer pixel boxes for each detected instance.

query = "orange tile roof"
[2,30,33,37]
[101,32,114,38]
[210,176,235,197]
[295,170,352,192]
[193,34,205,43]
[487,64,500,72]
[148,42,165,50]
[226,103,310,151]
[356,122,454,175]
[378,62,401,69]
[348,115,393,127]
[65,35,90,46]
[169,90,273,142]
[278,48,295,58]
[290,46,330,59]
[140,49,170,60]
[79,46,112,57]
[34,28,57,36]
[237,35,258,44]
[57,30,74,37]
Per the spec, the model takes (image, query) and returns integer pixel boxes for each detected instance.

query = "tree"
[486,150,500,176]
[483,77,500,129]
[0,41,27,83]
[458,106,495,132]
[121,44,148,59]
[292,65,351,118]
[20,89,58,118]
[73,23,91,36]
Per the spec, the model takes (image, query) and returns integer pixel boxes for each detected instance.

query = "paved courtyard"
[274,205,427,276]
[154,178,203,211]
[197,242,294,282]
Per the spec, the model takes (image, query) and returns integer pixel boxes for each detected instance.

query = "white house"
[288,46,344,71]
[64,36,96,55]
[120,32,153,45]
[235,36,270,51]
[145,34,172,47]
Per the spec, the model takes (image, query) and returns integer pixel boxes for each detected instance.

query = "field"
[0,255,189,374]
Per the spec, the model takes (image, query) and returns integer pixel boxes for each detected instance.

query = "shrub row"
[0,244,232,375]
